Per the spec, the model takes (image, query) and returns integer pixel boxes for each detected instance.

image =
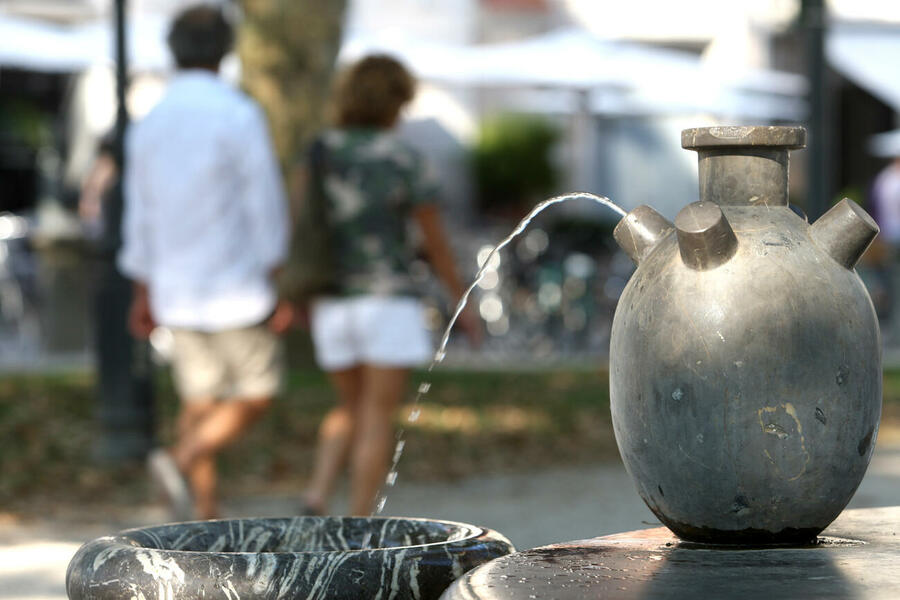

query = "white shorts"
[310,296,432,371]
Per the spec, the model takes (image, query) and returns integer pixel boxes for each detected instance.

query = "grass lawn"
[1,365,898,516]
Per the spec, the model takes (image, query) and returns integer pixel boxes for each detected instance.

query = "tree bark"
[238,0,347,165]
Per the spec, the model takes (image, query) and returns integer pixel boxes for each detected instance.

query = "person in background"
[871,149,900,337]
[118,5,293,520]
[872,154,900,245]
[292,55,481,516]
[78,134,117,240]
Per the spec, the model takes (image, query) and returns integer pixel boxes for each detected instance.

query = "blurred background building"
[1,0,899,367]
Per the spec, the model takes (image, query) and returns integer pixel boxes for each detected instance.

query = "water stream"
[362,192,626,545]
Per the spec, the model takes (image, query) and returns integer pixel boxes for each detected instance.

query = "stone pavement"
[2,443,898,600]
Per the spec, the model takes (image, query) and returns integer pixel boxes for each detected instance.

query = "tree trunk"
[238,0,347,165]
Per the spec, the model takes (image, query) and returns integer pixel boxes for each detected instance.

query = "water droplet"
[696,433,704,443]
[418,382,431,394]
[375,496,387,513]
[671,388,684,401]
[434,350,446,363]
[361,532,373,549]
[408,408,421,423]
[385,471,398,486]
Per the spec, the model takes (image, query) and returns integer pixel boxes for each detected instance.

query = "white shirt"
[118,70,289,331]
[873,162,900,245]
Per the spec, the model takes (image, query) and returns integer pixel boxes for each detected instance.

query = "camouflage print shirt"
[315,128,438,297]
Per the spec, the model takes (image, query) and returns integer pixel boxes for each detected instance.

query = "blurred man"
[119,5,291,520]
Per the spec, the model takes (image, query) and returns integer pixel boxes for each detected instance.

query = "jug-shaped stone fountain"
[610,125,882,544]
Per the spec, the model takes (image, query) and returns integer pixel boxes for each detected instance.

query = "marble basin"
[66,516,514,599]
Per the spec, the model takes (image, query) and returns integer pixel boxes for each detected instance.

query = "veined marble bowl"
[66,516,515,600]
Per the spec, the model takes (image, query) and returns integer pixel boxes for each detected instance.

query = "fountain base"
[441,507,900,599]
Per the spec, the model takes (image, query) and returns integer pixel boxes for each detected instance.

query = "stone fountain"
[441,126,900,599]
[610,125,880,544]
[66,516,513,599]
[67,126,900,599]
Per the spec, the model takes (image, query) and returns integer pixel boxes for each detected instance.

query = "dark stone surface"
[66,516,514,599]
[441,507,900,600]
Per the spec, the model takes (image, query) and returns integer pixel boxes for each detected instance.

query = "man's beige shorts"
[170,323,284,401]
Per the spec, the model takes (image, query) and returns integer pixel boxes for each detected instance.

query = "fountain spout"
[810,198,880,269]
[674,201,738,270]
[613,205,673,266]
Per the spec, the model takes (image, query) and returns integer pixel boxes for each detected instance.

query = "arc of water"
[369,192,625,527]
[435,192,625,368]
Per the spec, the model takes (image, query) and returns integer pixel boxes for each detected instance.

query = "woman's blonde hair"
[332,55,416,128]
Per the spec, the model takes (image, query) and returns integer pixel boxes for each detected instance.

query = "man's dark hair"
[167,4,234,69]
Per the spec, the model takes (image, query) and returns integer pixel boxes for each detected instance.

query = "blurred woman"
[293,55,480,515]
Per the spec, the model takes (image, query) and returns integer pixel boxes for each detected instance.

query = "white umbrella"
[467,28,645,88]
[339,26,807,120]
[469,28,806,120]
[338,28,478,85]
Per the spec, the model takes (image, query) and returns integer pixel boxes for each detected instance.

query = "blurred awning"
[0,1,232,74]
[0,12,171,72]
[340,27,808,121]
[828,23,900,112]
[0,14,98,71]
[869,129,900,157]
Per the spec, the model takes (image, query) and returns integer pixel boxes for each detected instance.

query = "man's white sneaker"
[147,448,194,521]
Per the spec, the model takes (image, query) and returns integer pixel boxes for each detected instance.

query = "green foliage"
[0,99,52,150]
[0,366,612,513]
[4,365,898,515]
[0,372,99,503]
[883,369,900,401]
[836,185,866,209]
[470,114,561,215]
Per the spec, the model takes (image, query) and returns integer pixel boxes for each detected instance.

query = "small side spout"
[809,198,879,270]
[674,201,738,270]
[614,205,674,266]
